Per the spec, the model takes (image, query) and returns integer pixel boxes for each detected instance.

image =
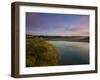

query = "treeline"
[26,35,89,42]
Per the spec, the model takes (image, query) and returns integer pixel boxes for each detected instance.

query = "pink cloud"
[81,16,89,22]
[68,26,89,36]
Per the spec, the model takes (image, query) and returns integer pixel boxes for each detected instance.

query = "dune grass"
[26,38,58,67]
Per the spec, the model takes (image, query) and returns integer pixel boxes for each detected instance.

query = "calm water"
[49,41,89,65]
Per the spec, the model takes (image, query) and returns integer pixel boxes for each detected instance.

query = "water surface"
[49,41,89,65]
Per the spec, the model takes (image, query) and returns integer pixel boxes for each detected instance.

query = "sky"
[26,12,89,36]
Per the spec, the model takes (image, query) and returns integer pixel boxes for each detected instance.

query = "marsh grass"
[26,38,58,67]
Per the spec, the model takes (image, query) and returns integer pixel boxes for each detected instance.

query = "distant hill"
[26,35,89,42]
[79,36,89,42]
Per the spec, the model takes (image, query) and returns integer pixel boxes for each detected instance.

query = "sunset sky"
[26,12,89,36]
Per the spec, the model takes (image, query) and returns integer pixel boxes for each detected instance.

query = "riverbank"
[26,35,89,42]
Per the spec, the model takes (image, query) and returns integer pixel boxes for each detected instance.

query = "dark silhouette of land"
[26,35,89,42]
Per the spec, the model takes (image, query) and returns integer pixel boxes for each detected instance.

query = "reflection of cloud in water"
[73,43,89,49]
[48,41,89,65]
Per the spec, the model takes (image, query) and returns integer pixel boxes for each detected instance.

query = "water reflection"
[49,41,89,65]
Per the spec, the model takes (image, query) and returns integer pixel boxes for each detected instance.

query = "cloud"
[66,26,89,36]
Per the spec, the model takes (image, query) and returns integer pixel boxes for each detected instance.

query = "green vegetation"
[26,38,58,67]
